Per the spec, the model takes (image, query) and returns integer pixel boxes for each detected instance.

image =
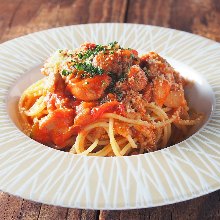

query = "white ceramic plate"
[0,23,220,209]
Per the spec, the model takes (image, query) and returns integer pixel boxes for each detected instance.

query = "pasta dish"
[19,42,203,156]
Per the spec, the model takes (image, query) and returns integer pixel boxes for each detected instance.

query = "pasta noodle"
[18,42,203,156]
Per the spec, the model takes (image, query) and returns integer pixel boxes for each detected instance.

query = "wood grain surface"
[0,0,220,219]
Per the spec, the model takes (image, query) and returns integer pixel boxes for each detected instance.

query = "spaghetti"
[19,42,203,156]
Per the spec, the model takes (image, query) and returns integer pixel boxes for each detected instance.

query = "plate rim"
[0,23,220,209]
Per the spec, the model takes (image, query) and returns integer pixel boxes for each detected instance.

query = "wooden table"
[0,0,220,219]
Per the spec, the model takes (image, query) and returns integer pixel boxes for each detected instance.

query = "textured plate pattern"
[0,23,220,209]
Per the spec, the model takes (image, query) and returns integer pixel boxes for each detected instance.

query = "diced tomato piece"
[74,101,120,127]
[130,49,138,56]
[91,101,119,118]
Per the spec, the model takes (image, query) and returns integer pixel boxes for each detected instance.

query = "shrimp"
[66,74,111,101]
[164,84,187,108]
[153,77,171,106]
[74,102,95,127]
[31,109,76,149]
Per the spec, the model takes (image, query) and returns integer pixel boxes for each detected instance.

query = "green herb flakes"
[78,53,83,59]
[74,63,104,78]
[108,41,118,48]
[62,69,71,76]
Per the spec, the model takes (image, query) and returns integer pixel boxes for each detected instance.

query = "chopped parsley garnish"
[108,41,118,48]
[62,69,71,76]
[78,53,83,59]
[95,44,105,53]
[78,44,105,60]
[77,42,121,60]
[81,50,93,59]
[62,63,104,78]
[74,62,104,78]
[105,71,126,101]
